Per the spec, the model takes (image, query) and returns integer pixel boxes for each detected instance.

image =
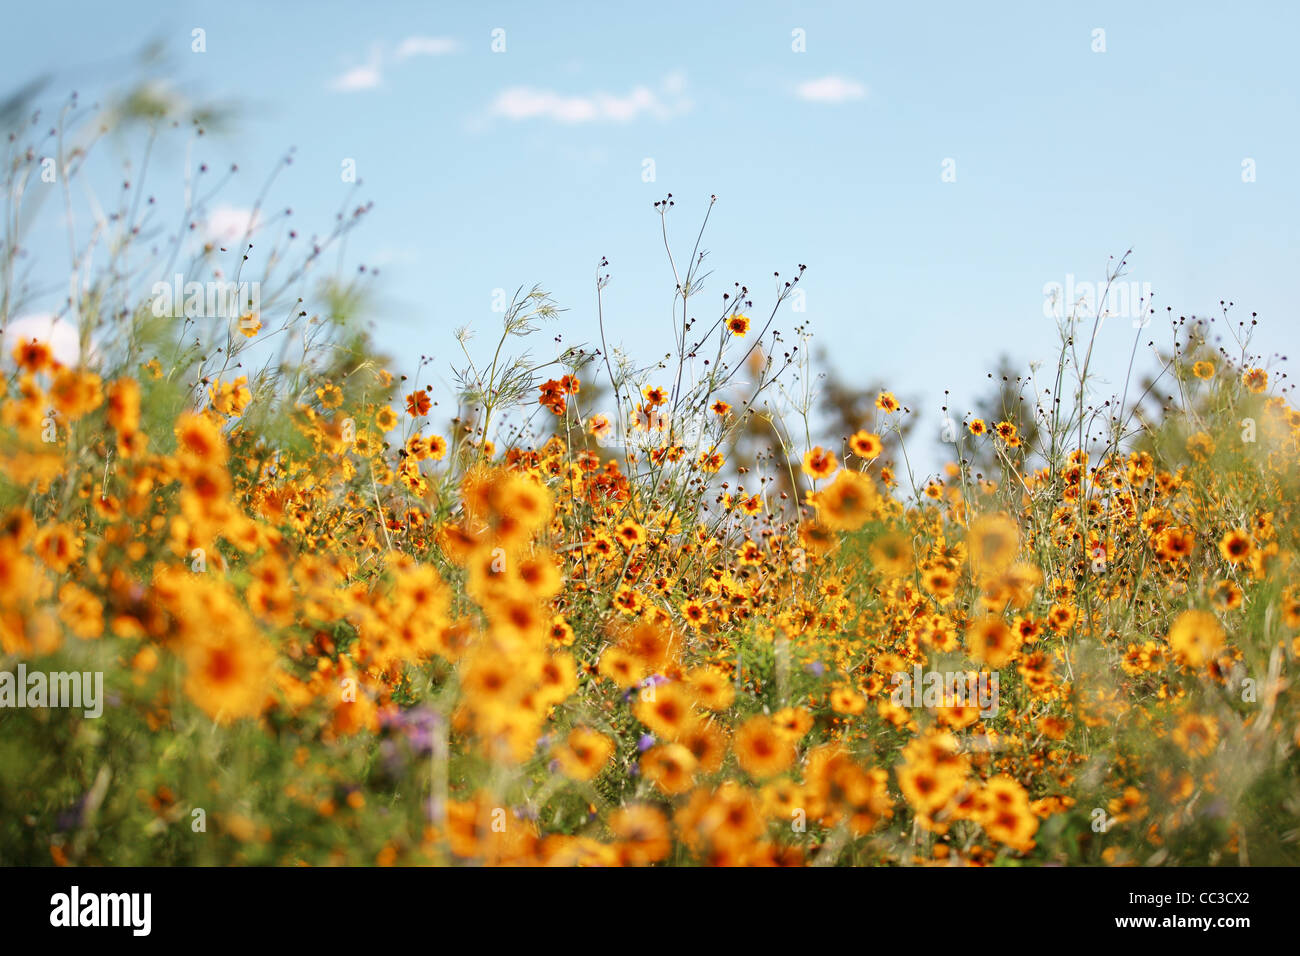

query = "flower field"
[1,95,1298,869]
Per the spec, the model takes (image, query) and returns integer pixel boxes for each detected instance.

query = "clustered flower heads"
[4,292,1298,868]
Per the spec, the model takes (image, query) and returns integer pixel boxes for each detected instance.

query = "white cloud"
[489,76,691,124]
[796,76,868,103]
[332,37,459,91]
[203,205,262,246]
[331,63,383,92]
[396,36,459,59]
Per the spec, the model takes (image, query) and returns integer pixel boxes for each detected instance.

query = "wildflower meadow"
[1,21,1298,889]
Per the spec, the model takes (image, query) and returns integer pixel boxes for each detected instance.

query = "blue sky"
[3,0,1298,477]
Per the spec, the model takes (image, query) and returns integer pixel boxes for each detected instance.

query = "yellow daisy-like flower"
[1242,367,1268,393]
[1167,609,1225,668]
[238,313,262,337]
[316,384,344,409]
[849,430,883,459]
[1218,528,1253,565]
[802,446,838,480]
